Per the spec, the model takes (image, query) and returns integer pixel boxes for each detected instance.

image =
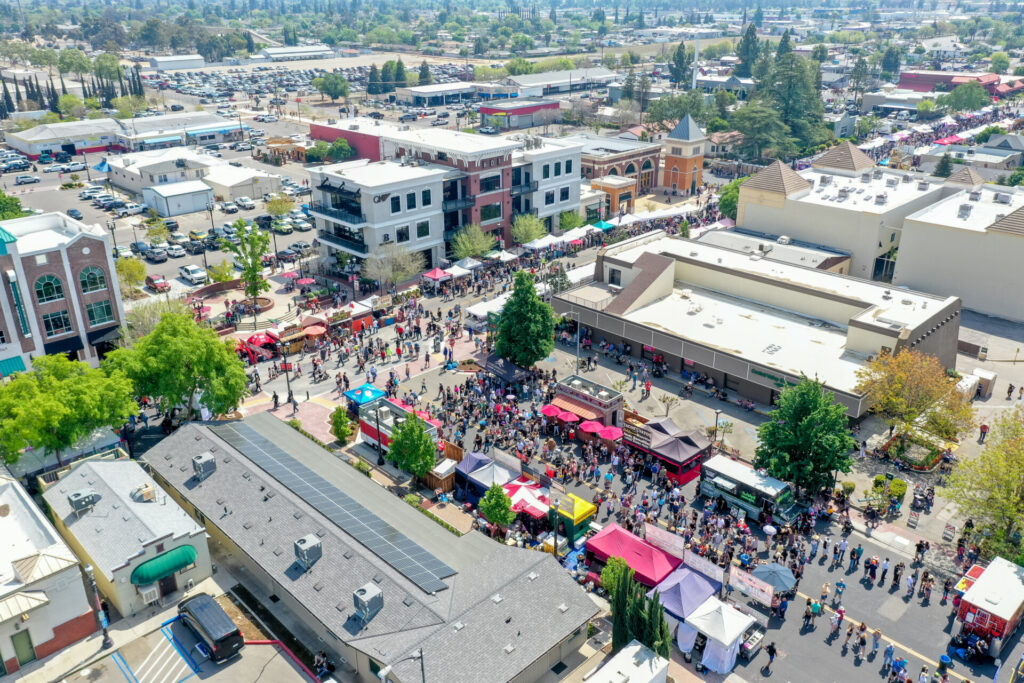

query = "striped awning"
[550,395,600,421]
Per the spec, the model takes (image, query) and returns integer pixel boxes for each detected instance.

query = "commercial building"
[106,147,221,196]
[202,165,281,201]
[662,115,705,196]
[552,231,960,417]
[310,158,450,268]
[148,54,205,70]
[260,45,334,61]
[695,229,852,273]
[860,85,934,115]
[393,82,476,106]
[143,180,216,217]
[694,74,755,99]
[0,212,124,372]
[143,414,598,683]
[897,69,996,92]
[0,466,95,675]
[503,67,617,97]
[479,99,561,130]
[895,171,1024,322]
[510,135,583,232]
[41,458,212,619]
[919,139,1024,174]
[562,133,661,195]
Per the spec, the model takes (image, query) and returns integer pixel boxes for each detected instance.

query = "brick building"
[662,115,706,196]
[560,133,662,194]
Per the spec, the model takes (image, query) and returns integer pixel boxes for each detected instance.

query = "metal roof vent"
[969,190,982,201]
[958,203,973,218]
[886,177,898,187]
[68,489,100,513]
[860,172,871,182]
[872,168,883,179]
[819,174,832,185]
[558,603,569,613]
[996,193,1012,204]
[917,181,930,190]
[492,593,503,604]
[504,644,516,654]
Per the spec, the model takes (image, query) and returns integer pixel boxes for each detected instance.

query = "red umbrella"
[569,239,584,246]
[559,411,580,423]
[579,420,603,434]
[305,325,327,336]
[296,277,315,285]
[599,426,623,440]
[281,271,300,279]
[540,404,562,417]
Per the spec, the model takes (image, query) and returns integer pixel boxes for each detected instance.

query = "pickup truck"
[116,203,146,217]
[235,196,255,210]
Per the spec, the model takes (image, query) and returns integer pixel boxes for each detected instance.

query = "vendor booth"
[624,413,710,485]
[466,461,514,504]
[676,597,757,675]
[236,331,281,364]
[484,353,531,384]
[343,383,386,417]
[553,375,624,426]
[424,457,458,494]
[549,492,598,545]
[955,556,1024,656]
[650,567,722,625]
[358,397,440,452]
[585,523,682,588]
[276,325,306,354]
[503,476,551,519]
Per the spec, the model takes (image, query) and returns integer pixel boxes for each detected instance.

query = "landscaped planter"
[879,434,943,472]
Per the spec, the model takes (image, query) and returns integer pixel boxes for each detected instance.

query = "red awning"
[586,523,681,587]
[551,395,600,421]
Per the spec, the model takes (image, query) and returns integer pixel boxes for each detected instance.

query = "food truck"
[359,396,440,451]
[956,556,1024,656]
[699,455,798,523]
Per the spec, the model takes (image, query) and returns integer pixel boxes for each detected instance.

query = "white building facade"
[511,136,584,233]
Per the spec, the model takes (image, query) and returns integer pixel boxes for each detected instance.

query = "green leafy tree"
[937,81,990,113]
[775,30,793,59]
[452,223,497,259]
[478,482,516,527]
[731,102,792,159]
[767,53,828,149]
[0,191,28,219]
[559,211,585,231]
[850,56,870,97]
[881,46,901,75]
[511,213,546,244]
[991,51,1010,74]
[361,243,425,289]
[735,23,759,78]
[115,256,146,293]
[393,58,408,89]
[119,297,190,347]
[418,60,432,85]
[0,355,136,466]
[933,153,954,178]
[312,73,349,102]
[610,565,635,652]
[266,195,295,220]
[219,224,271,303]
[811,44,830,62]
[856,115,881,138]
[57,48,92,77]
[366,64,381,95]
[103,313,247,420]
[754,379,856,496]
[57,93,84,118]
[917,99,936,116]
[387,414,436,478]
[93,52,123,80]
[330,406,353,443]
[601,556,632,598]
[974,125,1003,144]
[207,260,235,283]
[717,176,748,220]
[495,270,555,368]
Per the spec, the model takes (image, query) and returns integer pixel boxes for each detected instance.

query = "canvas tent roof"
[586,523,681,587]
[467,462,513,488]
[685,597,755,646]
[650,568,721,620]
[456,452,491,476]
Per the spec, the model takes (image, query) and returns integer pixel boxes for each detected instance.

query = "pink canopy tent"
[559,411,580,423]
[540,404,562,417]
[503,476,551,518]
[934,135,963,145]
[599,426,624,441]
[586,523,682,587]
[422,267,452,281]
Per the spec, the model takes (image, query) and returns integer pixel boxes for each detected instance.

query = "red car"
[145,274,171,293]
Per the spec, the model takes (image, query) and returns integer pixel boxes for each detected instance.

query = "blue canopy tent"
[455,452,491,497]
[649,567,722,622]
[343,383,386,416]
[92,159,110,173]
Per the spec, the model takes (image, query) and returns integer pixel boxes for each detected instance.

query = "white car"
[235,196,255,209]
[221,202,239,213]
[117,203,146,217]
[165,244,186,258]
[64,161,86,172]
[178,264,208,285]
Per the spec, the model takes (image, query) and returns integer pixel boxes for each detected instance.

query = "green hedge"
[872,474,908,502]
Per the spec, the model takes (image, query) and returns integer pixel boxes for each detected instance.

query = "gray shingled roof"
[945,166,986,187]
[42,460,204,580]
[989,204,1024,236]
[741,160,812,195]
[142,416,597,682]
[667,114,704,142]
[812,141,875,173]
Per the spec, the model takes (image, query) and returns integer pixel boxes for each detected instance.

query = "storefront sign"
[375,295,393,309]
[750,367,798,390]
[729,568,775,606]
[683,549,725,583]
[644,523,686,559]
[642,344,656,352]
[623,419,651,449]
[330,310,351,323]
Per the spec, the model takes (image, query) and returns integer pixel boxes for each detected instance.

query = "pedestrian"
[844,623,855,648]
[942,578,953,602]
[883,642,895,669]
[778,596,788,620]
[980,423,989,443]
[873,629,882,655]
[834,577,846,604]
[820,582,830,604]
[829,612,841,638]
[272,391,279,410]
[764,642,777,672]
[802,600,814,628]
[906,572,916,597]
[880,557,890,584]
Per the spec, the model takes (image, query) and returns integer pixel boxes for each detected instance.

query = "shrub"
[287,418,302,430]
[873,474,886,490]
[889,478,908,501]
[403,493,420,505]
[353,459,373,477]
[841,481,856,497]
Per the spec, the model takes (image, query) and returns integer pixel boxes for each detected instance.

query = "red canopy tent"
[503,476,550,519]
[586,523,682,587]
[422,267,452,281]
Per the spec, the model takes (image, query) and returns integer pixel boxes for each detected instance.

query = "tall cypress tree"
[59,73,67,95]
[14,78,22,106]
[3,80,14,112]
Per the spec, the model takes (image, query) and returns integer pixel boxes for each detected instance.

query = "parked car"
[167,232,190,246]
[178,264,208,284]
[221,202,239,213]
[146,248,168,263]
[235,196,255,209]
[113,245,132,259]
[38,153,53,164]
[43,164,65,173]
[189,229,208,241]
[129,241,150,255]
[67,208,83,219]
[164,219,179,230]
[64,161,86,172]
[145,274,171,292]
[276,249,297,262]
[290,240,312,254]
[165,244,186,258]
[272,221,293,235]
[184,239,206,254]
[14,174,39,185]
[2,160,29,171]
[170,104,185,111]
[398,113,417,122]
[231,142,253,151]
[479,126,498,135]
[292,219,312,232]
[79,186,104,199]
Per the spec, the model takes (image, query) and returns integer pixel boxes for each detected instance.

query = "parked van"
[177,593,244,664]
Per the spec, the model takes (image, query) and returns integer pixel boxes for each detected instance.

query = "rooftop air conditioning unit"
[139,585,160,605]
[294,534,323,571]
[917,181,930,190]
[996,193,1012,204]
[901,174,913,183]
[819,174,832,185]
[777,235,791,245]
[967,148,975,155]
[958,203,972,218]
[969,190,982,201]
[353,582,384,623]
[192,452,216,480]
[68,489,101,513]
[872,169,883,179]
[956,152,964,159]
[135,483,156,502]
[860,172,872,182]
[886,177,898,187]
[837,187,850,199]
[875,193,888,204]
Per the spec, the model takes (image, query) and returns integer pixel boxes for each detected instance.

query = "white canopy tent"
[446,264,472,279]
[676,597,755,675]
[453,257,484,270]
[524,234,559,250]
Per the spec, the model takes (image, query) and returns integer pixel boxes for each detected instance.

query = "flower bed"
[879,434,943,471]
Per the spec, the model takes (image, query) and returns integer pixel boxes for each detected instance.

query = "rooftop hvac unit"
[969,190,982,201]
[996,193,1012,204]
[175,159,186,168]
[348,124,359,131]
[886,177,898,187]
[860,172,872,182]
[353,582,384,623]
[875,193,888,205]
[68,489,101,513]
[294,534,323,571]
[134,483,156,502]
[819,174,832,185]
[917,181,930,190]
[956,152,964,159]
[872,169,883,179]
[901,174,913,183]
[777,235,791,245]
[837,187,850,199]
[958,203,973,218]
[192,452,216,480]
[967,148,975,155]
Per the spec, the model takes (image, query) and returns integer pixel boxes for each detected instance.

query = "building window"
[42,310,72,337]
[406,192,416,210]
[34,275,64,303]
[545,191,555,205]
[542,164,550,179]
[671,147,682,155]
[421,189,431,206]
[396,226,410,243]
[158,174,168,183]
[480,203,502,223]
[566,159,573,174]
[390,196,401,213]
[156,543,164,553]
[79,266,107,293]
[560,187,570,201]
[0,329,6,344]
[416,221,430,238]
[480,175,501,193]
[609,268,622,286]
[692,146,701,155]
[34,254,47,266]
[554,161,561,176]
[86,300,114,326]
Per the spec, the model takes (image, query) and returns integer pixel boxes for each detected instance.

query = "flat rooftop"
[383,127,521,157]
[0,211,104,253]
[561,133,661,157]
[696,229,850,269]
[793,168,941,213]
[318,158,449,188]
[146,180,212,197]
[906,185,1024,233]
[398,82,475,94]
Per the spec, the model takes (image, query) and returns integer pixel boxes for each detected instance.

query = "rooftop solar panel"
[210,422,455,594]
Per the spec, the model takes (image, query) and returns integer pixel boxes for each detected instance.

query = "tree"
[917,99,936,116]
[990,51,1010,74]
[220,225,271,304]
[207,260,235,283]
[600,556,632,599]
[946,406,1024,559]
[312,73,349,102]
[657,393,680,417]
[266,195,295,220]
[451,223,496,259]
[811,44,830,63]
[717,176,748,220]
[58,48,92,78]
[119,297,190,347]
[393,58,408,89]
[937,81,990,113]
[735,23,759,78]
[855,348,974,442]
[610,565,635,653]
[57,93,84,118]
[621,69,636,101]
[974,125,1003,144]
[103,313,247,420]
[330,406,353,444]
[856,115,880,138]
[511,213,546,244]
[548,264,572,294]
[115,256,146,293]
[775,30,793,59]
[850,57,870,97]
[495,270,555,368]
[366,64,381,95]
[881,46,901,75]
[731,103,793,160]
[0,191,27,219]
[361,242,425,289]
[559,211,584,231]
[93,52,123,81]
[667,42,692,87]
[933,152,954,178]
[418,60,432,85]
[0,355,135,466]
[754,379,856,496]
[479,482,516,527]
[387,414,436,478]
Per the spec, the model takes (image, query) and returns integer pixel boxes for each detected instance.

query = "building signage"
[683,549,725,583]
[556,381,621,412]
[729,568,775,606]
[644,524,686,559]
[372,192,392,203]
[642,344,656,352]
[329,310,350,323]
[623,418,651,449]
[750,367,798,390]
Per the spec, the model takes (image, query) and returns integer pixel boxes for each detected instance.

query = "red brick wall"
[2,610,96,673]
[309,124,382,161]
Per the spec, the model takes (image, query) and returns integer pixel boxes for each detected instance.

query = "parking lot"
[57,617,307,683]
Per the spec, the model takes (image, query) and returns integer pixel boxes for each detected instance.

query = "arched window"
[608,167,619,176]
[35,275,64,303]
[625,163,637,175]
[79,266,107,293]
[641,159,653,171]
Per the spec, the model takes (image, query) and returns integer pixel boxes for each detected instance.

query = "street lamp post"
[712,408,722,451]
[276,343,292,396]
[375,400,385,466]
[106,219,118,249]
[84,565,113,649]
[206,202,216,230]
[377,648,424,682]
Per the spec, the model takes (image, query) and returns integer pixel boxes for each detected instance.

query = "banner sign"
[683,549,725,583]
[729,568,775,606]
[644,523,687,559]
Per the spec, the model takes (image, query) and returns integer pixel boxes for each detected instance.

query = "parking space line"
[135,640,177,682]
[161,625,202,674]
[132,635,166,676]
[111,651,139,683]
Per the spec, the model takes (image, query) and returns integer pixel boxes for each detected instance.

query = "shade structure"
[422,267,452,281]
[281,271,300,279]
[305,325,327,336]
[569,239,584,246]
[455,451,491,476]
[130,545,197,585]
[296,277,315,285]
[300,315,326,328]
[503,476,550,519]
[540,404,563,418]
[559,411,580,423]
[556,493,597,525]
[599,426,623,440]
[683,597,755,674]
[751,563,797,592]
[467,461,513,488]
[587,523,682,587]
[650,567,722,621]
[593,220,614,231]
[343,383,385,405]
[453,257,483,270]
[578,420,604,434]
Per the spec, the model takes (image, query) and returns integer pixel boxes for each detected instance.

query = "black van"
[177,593,244,664]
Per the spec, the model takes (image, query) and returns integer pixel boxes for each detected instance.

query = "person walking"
[844,623,855,648]
[892,561,905,589]
[883,642,895,669]
[764,642,777,672]
[834,577,846,605]
[872,629,883,655]
[820,582,830,604]
[880,558,890,585]
[272,391,279,410]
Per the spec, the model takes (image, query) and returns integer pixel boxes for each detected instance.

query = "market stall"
[956,556,1024,656]
[455,451,491,494]
[423,457,458,494]
[585,523,682,588]
[623,413,710,485]
[421,267,453,290]
[453,257,484,271]
[466,461,514,504]
[676,597,756,674]
[503,476,551,519]
[550,492,597,545]
[650,567,721,625]
[552,375,624,426]
[358,397,439,452]
[343,383,387,417]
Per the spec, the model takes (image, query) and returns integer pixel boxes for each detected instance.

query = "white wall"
[143,188,215,217]
[0,566,92,665]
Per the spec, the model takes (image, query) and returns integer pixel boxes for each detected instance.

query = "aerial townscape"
[6,2,1024,683]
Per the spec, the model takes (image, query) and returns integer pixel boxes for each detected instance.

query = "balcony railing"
[318,230,368,254]
[510,180,539,197]
[442,196,474,212]
[308,201,366,225]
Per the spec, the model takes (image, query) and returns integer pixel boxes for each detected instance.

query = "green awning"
[0,356,26,378]
[130,545,197,586]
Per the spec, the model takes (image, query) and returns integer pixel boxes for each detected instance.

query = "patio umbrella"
[296,277,315,285]
[569,239,584,246]
[599,426,623,440]
[559,411,580,423]
[540,404,562,417]
[751,562,796,592]
[281,271,300,279]
[579,420,604,434]
[305,325,327,336]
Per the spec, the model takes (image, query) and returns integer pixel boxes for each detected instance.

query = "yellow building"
[661,114,706,196]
